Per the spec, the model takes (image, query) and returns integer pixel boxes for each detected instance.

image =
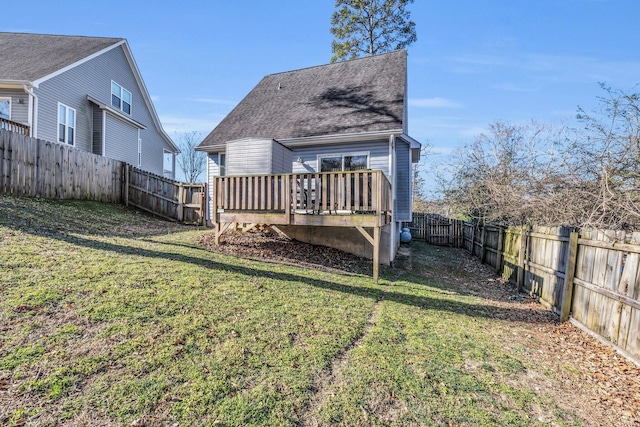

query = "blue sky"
[4,1,640,186]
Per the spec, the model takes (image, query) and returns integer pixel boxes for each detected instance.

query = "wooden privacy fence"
[408,213,464,246]
[0,129,122,202]
[460,222,640,364]
[0,129,206,224]
[124,165,207,225]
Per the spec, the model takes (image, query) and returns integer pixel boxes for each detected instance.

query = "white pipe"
[22,84,38,138]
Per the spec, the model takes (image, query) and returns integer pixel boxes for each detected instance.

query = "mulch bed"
[198,228,372,275]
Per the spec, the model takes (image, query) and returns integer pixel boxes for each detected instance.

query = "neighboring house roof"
[0,32,178,153]
[0,32,123,82]
[198,50,407,150]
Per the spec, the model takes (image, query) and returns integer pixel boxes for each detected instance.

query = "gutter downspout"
[22,84,38,138]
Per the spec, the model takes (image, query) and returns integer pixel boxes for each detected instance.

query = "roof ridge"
[264,49,406,77]
[0,31,123,41]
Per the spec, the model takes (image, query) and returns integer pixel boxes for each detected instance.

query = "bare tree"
[438,85,640,230]
[441,120,572,226]
[176,131,206,183]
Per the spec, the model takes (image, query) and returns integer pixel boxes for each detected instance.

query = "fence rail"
[0,129,205,224]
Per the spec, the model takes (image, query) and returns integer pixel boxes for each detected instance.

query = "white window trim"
[111,80,132,115]
[0,97,11,120]
[317,151,370,172]
[218,152,226,176]
[57,102,76,145]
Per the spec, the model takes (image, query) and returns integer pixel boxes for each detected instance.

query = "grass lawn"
[0,195,594,426]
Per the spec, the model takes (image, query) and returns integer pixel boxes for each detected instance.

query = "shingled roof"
[198,50,407,149]
[0,32,123,82]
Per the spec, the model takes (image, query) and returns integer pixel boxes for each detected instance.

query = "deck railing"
[0,118,30,135]
[212,170,391,220]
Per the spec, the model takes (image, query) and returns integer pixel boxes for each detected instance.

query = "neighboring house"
[196,50,421,277]
[0,32,178,178]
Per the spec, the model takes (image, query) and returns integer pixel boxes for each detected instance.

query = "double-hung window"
[319,153,369,172]
[58,103,76,145]
[111,81,132,114]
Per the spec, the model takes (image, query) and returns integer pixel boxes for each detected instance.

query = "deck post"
[373,225,380,284]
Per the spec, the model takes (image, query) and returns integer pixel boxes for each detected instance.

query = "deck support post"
[356,225,381,284]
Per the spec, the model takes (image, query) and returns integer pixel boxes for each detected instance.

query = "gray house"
[197,50,421,277]
[0,32,178,178]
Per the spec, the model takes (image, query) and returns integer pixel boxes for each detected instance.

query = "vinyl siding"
[226,139,292,175]
[33,44,174,176]
[290,140,389,177]
[91,104,103,155]
[394,139,411,221]
[104,114,138,165]
[0,89,29,124]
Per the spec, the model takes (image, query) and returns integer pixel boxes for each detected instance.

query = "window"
[58,103,75,145]
[219,153,226,176]
[319,153,369,172]
[111,81,132,114]
[163,150,173,178]
[0,98,10,119]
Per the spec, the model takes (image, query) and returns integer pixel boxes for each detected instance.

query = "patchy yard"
[1,195,639,426]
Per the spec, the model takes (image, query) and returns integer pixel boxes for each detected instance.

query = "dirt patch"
[198,228,372,275]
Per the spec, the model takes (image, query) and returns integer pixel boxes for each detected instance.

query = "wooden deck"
[211,170,392,282]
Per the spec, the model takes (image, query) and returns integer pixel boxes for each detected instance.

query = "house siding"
[104,113,138,165]
[33,44,174,176]
[394,139,411,222]
[0,89,29,124]
[91,104,103,155]
[226,139,292,175]
[289,140,389,177]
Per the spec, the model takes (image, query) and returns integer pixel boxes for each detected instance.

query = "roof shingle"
[199,50,406,148]
[0,32,123,82]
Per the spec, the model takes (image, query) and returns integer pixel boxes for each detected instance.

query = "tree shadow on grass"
[35,231,557,326]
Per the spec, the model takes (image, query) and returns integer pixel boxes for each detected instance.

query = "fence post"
[123,164,130,206]
[470,225,476,255]
[177,183,184,222]
[480,226,487,263]
[517,225,529,292]
[560,231,579,322]
[495,227,504,274]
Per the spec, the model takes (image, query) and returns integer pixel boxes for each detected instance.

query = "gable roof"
[0,32,178,153]
[198,50,407,150]
[0,32,123,83]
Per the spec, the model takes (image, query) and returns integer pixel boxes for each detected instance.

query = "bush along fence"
[0,129,205,224]
[410,213,640,365]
